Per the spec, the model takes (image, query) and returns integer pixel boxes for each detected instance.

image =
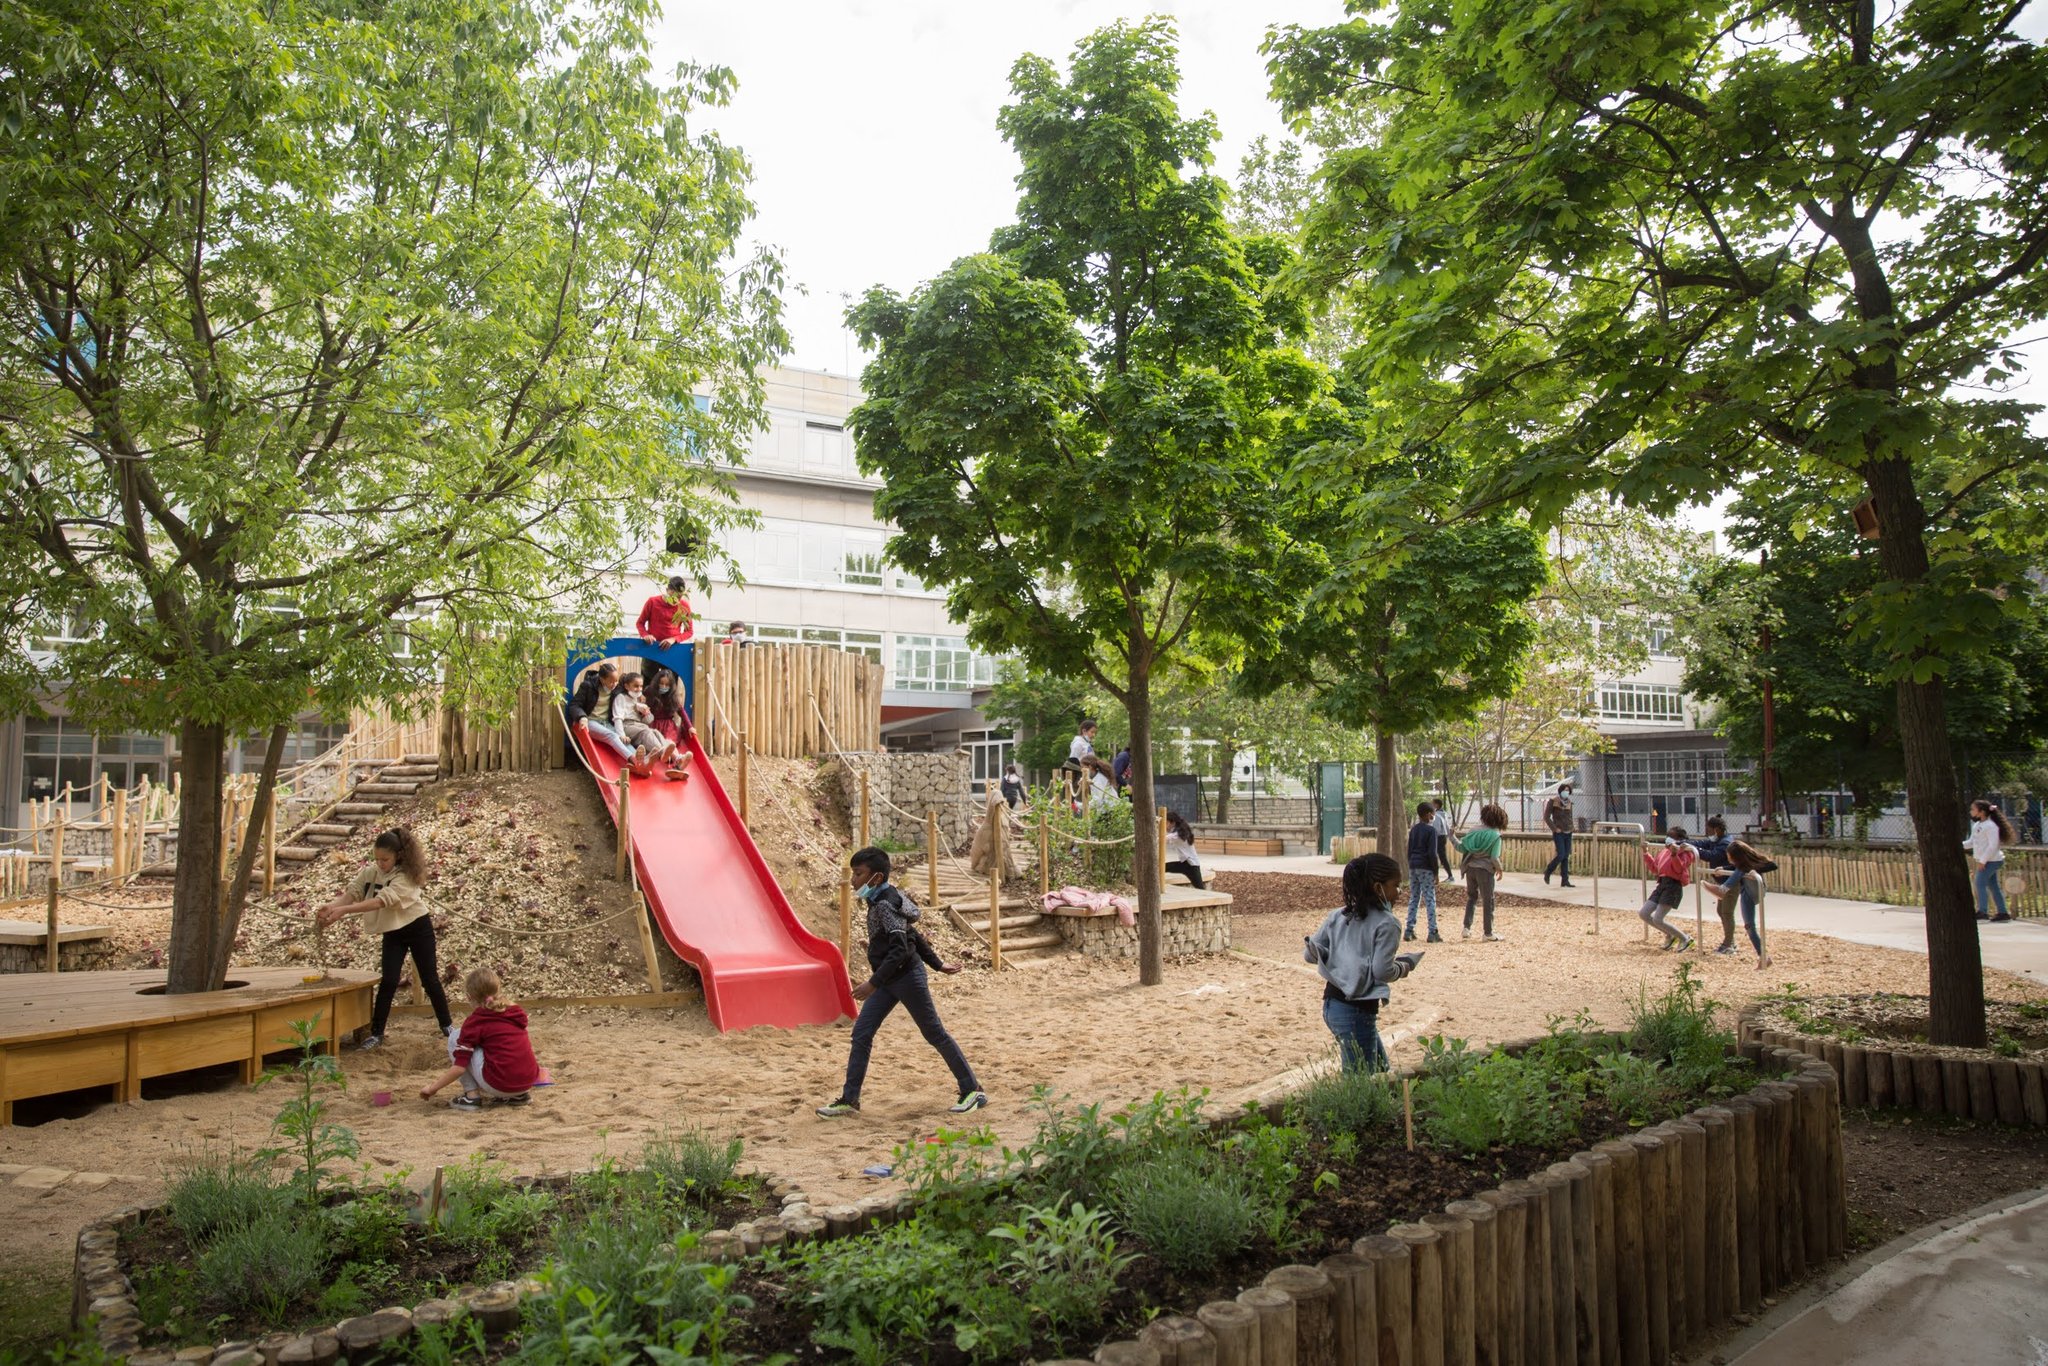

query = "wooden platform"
[0,967,376,1125]
[0,918,110,947]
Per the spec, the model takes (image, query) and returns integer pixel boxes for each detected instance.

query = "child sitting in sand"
[421,968,541,1110]
[609,671,691,781]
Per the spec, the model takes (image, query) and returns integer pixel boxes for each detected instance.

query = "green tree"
[1270,0,2048,1044]
[0,0,784,991]
[1684,476,2048,817]
[984,666,1117,780]
[1150,669,1366,821]
[848,20,1323,984]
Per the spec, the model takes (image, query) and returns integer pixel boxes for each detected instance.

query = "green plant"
[1327,1131,1360,1164]
[1044,791,1136,886]
[1015,1090,1122,1207]
[1592,1052,1674,1126]
[1629,966,1743,1092]
[640,1125,746,1206]
[437,1155,555,1259]
[988,1201,1134,1335]
[254,1015,358,1211]
[891,1125,1008,1220]
[1286,1056,1399,1139]
[783,1218,1014,1363]
[163,1147,280,1245]
[1219,1118,1304,1243]
[132,1265,200,1344]
[324,1186,413,1265]
[536,1210,724,1350]
[1414,1050,1584,1154]
[2017,1000,2048,1022]
[193,1210,329,1320]
[1108,1154,1261,1277]
[402,1317,487,1366]
[1417,1034,1479,1081]
[1990,1031,2024,1059]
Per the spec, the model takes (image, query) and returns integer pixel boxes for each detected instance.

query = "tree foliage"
[0,0,784,990]
[1269,0,2048,1044]
[848,20,1324,983]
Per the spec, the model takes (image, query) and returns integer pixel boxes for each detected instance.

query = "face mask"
[856,882,879,902]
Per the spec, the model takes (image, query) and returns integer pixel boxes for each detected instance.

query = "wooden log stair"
[271,754,443,869]
[926,868,1069,969]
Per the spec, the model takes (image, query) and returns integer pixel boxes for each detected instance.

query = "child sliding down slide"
[609,671,691,781]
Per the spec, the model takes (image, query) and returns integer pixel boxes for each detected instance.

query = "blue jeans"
[1976,862,2008,918]
[1322,997,1388,1073]
[585,720,634,760]
[840,966,980,1103]
[1546,832,1573,881]
[1405,869,1437,936]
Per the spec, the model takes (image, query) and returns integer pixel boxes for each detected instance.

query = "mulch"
[1212,870,1570,917]
[1843,1106,2048,1247]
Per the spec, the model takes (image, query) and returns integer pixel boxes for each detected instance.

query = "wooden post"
[1357,1235,1412,1366]
[1404,1076,1416,1150]
[1593,1141,1646,1366]
[1549,1160,1597,1366]
[1141,1317,1216,1365]
[1234,1285,1294,1366]
[1390,1224,1445,1366]
[1697,1108,1739,1331]
[262,789,277,894]
[635,893,663,994]
[927,809,940,911]
[111,786,129,881]
[1196,1300,1258,1366]
[1039,806,1051,898]
[1423,1212,1477,1366]
[858,767,870,849]
[97,772,110,820]
[1623,1133,1671,1365]
[615,772,631,884]
[1318,1252,1376,1366]
[989,812,1003,971]
[49,813,65,889]
[1725,1099,1764,1314]
[1096,1344,1166,1366]
[1478,1188,1528,1366]
[1265,1264,1336,1366]
[737,730,750,826]
[1448,1199,1499,1366]
[45,877,60,973]
[1671,1119,1708,1340]
[1579,1150,1618,1366]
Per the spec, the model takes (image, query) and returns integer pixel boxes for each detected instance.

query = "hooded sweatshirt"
[861,882,944,986]
[452,1003,539,1094]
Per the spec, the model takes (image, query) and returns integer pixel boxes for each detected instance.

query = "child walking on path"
[1404,804,1443,942]
[1968,800,2016,922]
[1305,853,1425,1072]
[817,847,988,1118]
[317,828,452,1050]
[1638,830,1699,952]
[1457,804,1508,940]
[421,968,540,1110]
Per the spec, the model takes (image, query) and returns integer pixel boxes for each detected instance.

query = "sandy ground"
[6,876,2035,1277]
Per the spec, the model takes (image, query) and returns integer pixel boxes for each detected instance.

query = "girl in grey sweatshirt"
[1305,852,1424,1072]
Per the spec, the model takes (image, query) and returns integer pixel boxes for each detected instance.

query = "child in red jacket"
[421,968,541,1110]
[1637,830,1699,953]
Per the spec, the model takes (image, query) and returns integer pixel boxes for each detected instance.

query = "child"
[1164,808,1205,890]
[1704,840,1774,970]
[646,665,696,750]
[609,671,691,781]
[421,968,540,1110]
[1457,803,1508,941]
[316,828,453,1051]
[637,575,694,647]
[566,662,634,761]
[817,847,988,1118]
[1404,802,1443,942]
[1967,799,2016,923]
[1638,828,1698,952]
[1304,852,1424,1072]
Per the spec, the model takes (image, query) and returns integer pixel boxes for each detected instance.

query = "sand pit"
[4,871,2032,1277]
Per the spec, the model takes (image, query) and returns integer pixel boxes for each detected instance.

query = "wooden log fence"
[694,642,882,759]
[1742,1004,2048,1129]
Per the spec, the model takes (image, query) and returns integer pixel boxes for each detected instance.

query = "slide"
[574,724,855,1033]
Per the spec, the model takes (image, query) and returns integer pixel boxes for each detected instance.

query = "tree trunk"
[1129,655,1164,987]
[208,724,291,987]
[1215,744,1234,824]
[167,719,228,994]
[1375,729,1402,856]
[1864,454,1984,1047]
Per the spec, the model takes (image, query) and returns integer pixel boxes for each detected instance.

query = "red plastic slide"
[575,728,854,1031]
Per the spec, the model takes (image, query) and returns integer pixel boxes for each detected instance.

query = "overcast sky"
[657,2,2046,427]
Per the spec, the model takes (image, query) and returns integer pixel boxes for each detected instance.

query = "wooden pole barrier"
[1592,1141,1646,1366]
[1357,1235,1411,1366]
[1549,1161,1596,1366]
[634,893,663,994]
[858,768,870,849]
[1725,1098,1763,1313]
[49,813,65,890]
[1669,1118,1708,1341]
[1745,1096,1780,1301]
[45,877,60,973]
[1096,1343,1165,1366]
[1195,1301,1258,1366]
[1477,1189,1527,1366]
[1622,1133,1670,1366]
[111,787,128,881]
[927,810,940,911]
[1697,1108,1740,1329]
[737,730,749,826]
[1840,1045,1868,1108]
[1141,1316,1216,1365]
[1501,1177,1553,1366]
[1234,1285,1295,1366]
[1264,1264,1336,1366]
[614,773,631,884]
[1317,1252,1375,1366]
[1423,1212,1477,1366]
[1579,1149,1618,1366]
[989,811,1004,971]
[1448,1200,1500,1366]
[1389,1224,1446,1366]
[1759,1081,1804,1286]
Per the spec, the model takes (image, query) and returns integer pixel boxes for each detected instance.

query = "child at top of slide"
[421,968,541,1110]
[637,576,694,647]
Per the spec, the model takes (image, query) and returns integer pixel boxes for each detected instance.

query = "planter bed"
[1742,995,2048,1126]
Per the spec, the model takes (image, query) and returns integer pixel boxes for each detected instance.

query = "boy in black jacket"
[817,847,988,1118]
[1404,803,1444,943]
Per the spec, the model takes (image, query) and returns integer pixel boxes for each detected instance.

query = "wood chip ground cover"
[1749,992,2048,1060]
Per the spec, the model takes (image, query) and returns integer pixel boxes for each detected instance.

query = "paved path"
[1205,852,2048,984]
[1716,1187,2048,1366]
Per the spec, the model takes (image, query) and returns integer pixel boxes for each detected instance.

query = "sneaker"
[1485,933,1506,943]
[1461,928,1471,940]
[1715,945,1736,956]
[815,1098,860,1118]
[1403,929,1417,942]
[449,1094,483,1111]
[1991,915,2013,923]
[357,1034,384,1052]
[1675,934,1695,954]
[950,1091,990,1114]
[1426,933,1443,944]
[501,1093,532,1106]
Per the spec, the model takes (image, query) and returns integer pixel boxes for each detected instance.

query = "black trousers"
[841,966,979,1103]
[371,916,454,1036]
[1166,859,1206,890]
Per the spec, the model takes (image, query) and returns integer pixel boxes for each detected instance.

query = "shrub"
[1417,1034,1479,1081]
[1592,1052,1674,1125]
[531,1209,722,1349]
[640,1124,746,1204]
[989,1200,1133,1336]
[324,1179,414,1265]
[1287,1056,1399,1139]
[194,1210,328,1320]
[1414,1050,1584,1154]
[1109,1154,1261,1277]
[163,1147,280,1245]
[436,1155,555,1275]
[1016,1091,1122,1207]
[782,1217,1021,1364]
[1629,965,1741,1092]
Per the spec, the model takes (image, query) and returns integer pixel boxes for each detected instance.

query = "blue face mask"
[856,882,879,902]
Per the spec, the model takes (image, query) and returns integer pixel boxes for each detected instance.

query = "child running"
[1638,829,1699,952]
[316,828,452,1051]
[1304,852,1425,1072]
[1457,803,1508,941]
[421,968,540,1110]
[609,671,691,781]
[1404,803,1443,942]
[817,847,988,1118]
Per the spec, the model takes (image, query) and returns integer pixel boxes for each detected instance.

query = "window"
[892,633,999,692]
[1605,750,1753,817]
[803,422,850,475]
[21,719,169,806]
[719,518,894,593]
[1596,681,1686,722]
[1647,626,1677,658]
[730,624,883,667]
[962,728,1015,796]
